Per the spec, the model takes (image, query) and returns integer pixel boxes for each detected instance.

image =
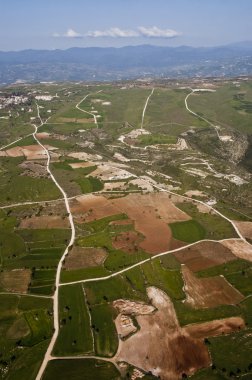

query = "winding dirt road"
[33,104,76,380]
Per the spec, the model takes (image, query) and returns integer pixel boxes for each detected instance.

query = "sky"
[1,0,252,51]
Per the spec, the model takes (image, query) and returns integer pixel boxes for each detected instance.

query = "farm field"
[0,79,252,380]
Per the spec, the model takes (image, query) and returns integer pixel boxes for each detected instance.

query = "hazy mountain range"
[1,42,252,83]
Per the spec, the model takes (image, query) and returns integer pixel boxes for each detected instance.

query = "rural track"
[59,237,244,287]
[0,292,52,299]
[141,88,155,130]
[185,88,221,140]
[32,104,76,380]
[0,132,34,151]
[75,90,102,125]
[2,90,249,377]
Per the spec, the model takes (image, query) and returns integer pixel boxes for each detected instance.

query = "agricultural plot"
[53,284,93,356]
[0,293,53,379]
[1,80,252,379]
[43,359,120,380]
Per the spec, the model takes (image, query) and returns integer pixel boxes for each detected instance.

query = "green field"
[43,359,120,380]
[90,303,118,357]
[53,284,93,356]
[1,80,252,379]
[0,293,53,380]
[169,219,206,243]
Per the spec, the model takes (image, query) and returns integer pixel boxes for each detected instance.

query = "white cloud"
[52,26,181,39]
[64,28,82,38]
[86,27,139,38]
[138,26,181,38]
[53,28,82,38]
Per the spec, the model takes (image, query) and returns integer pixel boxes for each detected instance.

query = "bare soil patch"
[110,219,133,226]
[112,231,143,254]
[113,299,155,315]
[68,152,102,161]
[19,215,70,229]
[71,193,190,254]
[19,160,48,178]
[174,241,236,272]
[70,194,121,224]
[185,190,206,198]
[233,221,252,239]
[184,317,245,339]
[88,164,132,181]
[196,203,211,213]
[182,265,244,308]
[103,182,127,191]
[6,144,58,160]
[0,269,31,293]
[115,287,210,380]
[36,132,50,139]
[221,239,252,262]
[114,314,137,339]
[69,161,96,169]
[64,247,108,270]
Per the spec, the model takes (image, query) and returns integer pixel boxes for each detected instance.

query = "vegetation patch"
[53,284,93,355]
[169,219,206,243]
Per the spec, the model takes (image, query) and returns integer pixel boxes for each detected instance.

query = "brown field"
[68,152,102,161]
[115,287,210,380]
[19,215,70,229]
[69,161,96,169]
[103,182,127,191]
[112,231,143,254]
[173,241,236,272]
[184,317,245,339]
[19,160,48,178]
[36,132,50,139]
[0,269,31,293]
[182,266,244,308]
[234,221,252,239]
[87,164,132,181]
[64,247,107,270]
[5,145,58,160]
[221,239,252,262]
[110,219,133,226]
[71,192,190,254]
[114,287,244,380]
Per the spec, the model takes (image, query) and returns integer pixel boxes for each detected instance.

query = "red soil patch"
[112,231,143,254]
[115,287,210,380]
[110,219,133,226]
[36,132,50,139]
[173,241,236,272]
[71,193,190,254]
[19,215,70,229]
[184,317,245,339]
[64,247,107,270]
[182,265,244,308]
[0,269,31,293]
[233,221,252,239]
[115,287,245,380]
[6,144,58,160]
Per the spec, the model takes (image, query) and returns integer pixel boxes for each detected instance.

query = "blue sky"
[1,0,252,51]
